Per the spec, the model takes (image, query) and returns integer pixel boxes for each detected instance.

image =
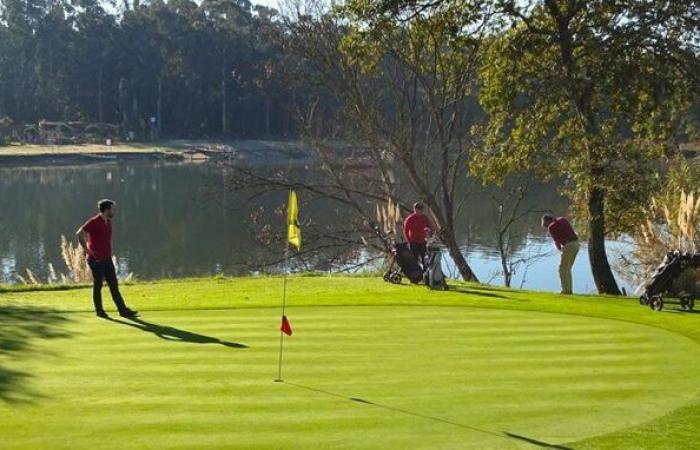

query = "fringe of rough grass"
[0,282,92,293]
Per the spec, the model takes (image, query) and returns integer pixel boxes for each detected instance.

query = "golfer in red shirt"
[542,214,580,294]
[77,199,138,319]
[403,202,434,268]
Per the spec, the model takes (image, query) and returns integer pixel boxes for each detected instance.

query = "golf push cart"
[639,251,700,311]
[383,235,448,291]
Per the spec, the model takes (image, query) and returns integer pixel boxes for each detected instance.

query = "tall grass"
[61,235,92,283]
[618,190,700,290]
[17,235,133,285]
[375,198,401,237]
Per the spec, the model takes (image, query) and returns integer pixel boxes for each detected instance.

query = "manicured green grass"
[2,277,700,449]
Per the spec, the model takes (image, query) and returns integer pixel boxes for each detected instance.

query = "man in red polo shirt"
[77,199,138,319]
[403,202,434,268]
[542,214,580,295]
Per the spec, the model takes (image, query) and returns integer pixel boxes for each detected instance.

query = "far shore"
[0,139,315,167]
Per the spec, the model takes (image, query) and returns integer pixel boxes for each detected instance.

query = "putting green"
[1,305,700,449]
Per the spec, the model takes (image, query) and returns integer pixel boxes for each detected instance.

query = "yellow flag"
[287,190,301,250]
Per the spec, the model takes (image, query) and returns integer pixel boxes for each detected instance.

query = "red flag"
[280,315,293,336]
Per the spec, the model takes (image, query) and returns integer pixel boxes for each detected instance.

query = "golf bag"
[424,245,448,290]
[383,242,424,284]
[640,251,700,311]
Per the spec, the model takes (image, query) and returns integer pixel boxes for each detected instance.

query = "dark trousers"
[409,242,427,269]
[89,259,127,313]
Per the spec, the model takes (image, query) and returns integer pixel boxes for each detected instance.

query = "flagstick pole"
[275,243,290,382]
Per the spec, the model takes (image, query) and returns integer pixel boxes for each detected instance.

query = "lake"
[0,161,632,293]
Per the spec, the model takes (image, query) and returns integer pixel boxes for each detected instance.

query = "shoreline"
[0,139,315,168]
[0,151,184,167]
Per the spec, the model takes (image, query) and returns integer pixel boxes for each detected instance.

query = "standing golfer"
[77,199,138,319]
[542,214,580,295]
[403,202,434,268]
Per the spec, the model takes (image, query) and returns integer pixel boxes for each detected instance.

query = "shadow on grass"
[658,309,689,314]
[504,432,574,449]
[0,305,73,404]
[280,381,571,448]
[106,317,247,348]
[387,280,511,300]
[449,285,510,300]
[658,307,700,315]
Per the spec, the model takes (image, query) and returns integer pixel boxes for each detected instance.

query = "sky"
[251,0,282,8]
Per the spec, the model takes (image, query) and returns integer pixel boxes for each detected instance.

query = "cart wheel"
[383,271,391,282]
[639,294,649,305]
[650,295,664,311]
[680,294,695,311]
[389,273,402,284]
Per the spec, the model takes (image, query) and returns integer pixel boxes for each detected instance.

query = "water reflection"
[0,162,629,293]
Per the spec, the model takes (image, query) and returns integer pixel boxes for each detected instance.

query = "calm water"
[0,161,631,293]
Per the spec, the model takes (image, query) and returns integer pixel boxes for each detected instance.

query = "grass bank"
[2,276,700,449]
[0,141,185,156]
[0,139,314,167]
[0,141,188,167]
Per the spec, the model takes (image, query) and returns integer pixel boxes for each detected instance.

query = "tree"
[1,0,46,122]
[266,0,491,281]
[198,0,254,134]
[0,20,10,118]
[473,0,700,294]
[483,176,550,288]
[33,1,75,120]
[0,0,296,138]
[73,0,118,122]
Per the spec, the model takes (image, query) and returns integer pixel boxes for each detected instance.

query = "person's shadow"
[107,316,248,349]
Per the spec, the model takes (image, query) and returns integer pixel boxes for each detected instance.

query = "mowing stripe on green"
[2,300,700,450]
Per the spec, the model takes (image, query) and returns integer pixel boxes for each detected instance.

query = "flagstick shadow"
[504,433,574,450]
[279,381,572,449]
[106,317,248,348]
[389,283,509,300]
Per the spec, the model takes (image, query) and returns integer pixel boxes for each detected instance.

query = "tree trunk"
[16,51,26,121]
[283,107,290,136]
[441,228,479,282]
[587,187,621,295]
[241,105,246,136]
[221,58,227,134]
[131,77,139,129]
[498,235,511,288]
[97,65,103,122]
[157,76,162,136]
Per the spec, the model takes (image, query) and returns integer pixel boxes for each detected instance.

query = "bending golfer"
[77,199,138,319]
[542,214,580,295]
[403,202,434,269]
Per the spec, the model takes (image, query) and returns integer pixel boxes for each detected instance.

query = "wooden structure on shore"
[0,119,121,145]
[36,121,120,144]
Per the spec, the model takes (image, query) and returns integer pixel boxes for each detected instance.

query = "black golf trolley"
[639,251,700,312]
[383,240,448,290]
